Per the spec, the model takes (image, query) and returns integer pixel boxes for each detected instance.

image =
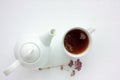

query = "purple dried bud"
[75,59,82,71]
[68,60,74,67]
[71,70,75,77]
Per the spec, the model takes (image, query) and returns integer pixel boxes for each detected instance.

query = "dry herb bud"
[75,59,82,71]
[71,70,75,76]
[68,60,74,67]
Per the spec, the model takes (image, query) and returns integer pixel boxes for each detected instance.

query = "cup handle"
[3,60,20,76]
[87,27,95,34]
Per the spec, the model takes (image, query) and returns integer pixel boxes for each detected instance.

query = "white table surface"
[0,0,120,80]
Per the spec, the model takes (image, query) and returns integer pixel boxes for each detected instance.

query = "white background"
[0,0,120,80]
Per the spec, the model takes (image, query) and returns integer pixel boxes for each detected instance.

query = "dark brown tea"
[64,29,89,54]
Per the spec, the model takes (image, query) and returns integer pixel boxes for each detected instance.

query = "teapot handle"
[3,60,20,76]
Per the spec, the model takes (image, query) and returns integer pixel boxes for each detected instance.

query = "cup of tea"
[63,27,95,58]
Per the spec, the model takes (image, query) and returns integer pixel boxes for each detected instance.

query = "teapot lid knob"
[20,43,40,63]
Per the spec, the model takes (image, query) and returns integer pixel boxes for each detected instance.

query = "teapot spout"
[40,29,55,46]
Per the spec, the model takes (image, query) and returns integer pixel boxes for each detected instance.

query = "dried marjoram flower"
[75,59,82,71]
[68,60,74,67]
[38,59,82,77]
[70,70,75,77]
[67,59,82,76]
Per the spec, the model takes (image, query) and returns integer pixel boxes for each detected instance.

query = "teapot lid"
[20,43,40,63]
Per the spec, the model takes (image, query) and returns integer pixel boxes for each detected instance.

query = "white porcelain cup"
[63,27,95,58]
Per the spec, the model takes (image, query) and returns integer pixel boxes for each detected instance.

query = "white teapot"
[3,29,55,76]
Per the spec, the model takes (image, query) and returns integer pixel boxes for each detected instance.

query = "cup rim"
[62,27,92,58]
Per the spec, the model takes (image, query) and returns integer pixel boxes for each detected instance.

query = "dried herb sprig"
[38,59,82,77]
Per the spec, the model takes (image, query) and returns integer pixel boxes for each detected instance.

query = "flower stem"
[38,64,66,70]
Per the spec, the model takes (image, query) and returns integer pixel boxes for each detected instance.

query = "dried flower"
[38,58,82,77]
[68,60,74,67]
[71,70,75,76]
[68,59,82,76]
[75,59,82,71]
